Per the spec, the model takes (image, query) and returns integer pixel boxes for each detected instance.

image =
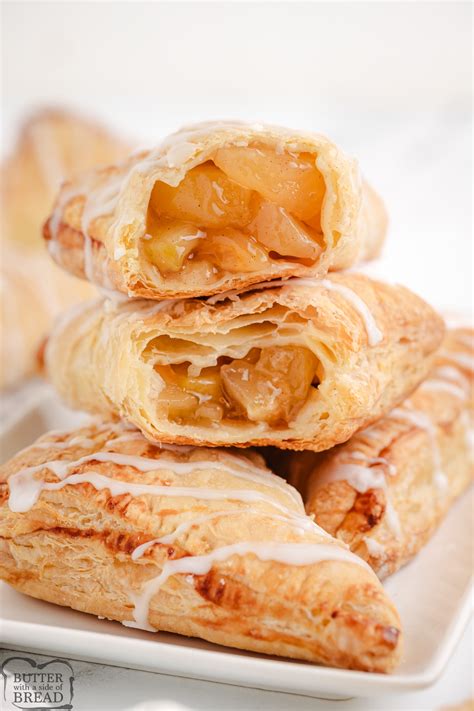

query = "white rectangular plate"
[0,385,472,699]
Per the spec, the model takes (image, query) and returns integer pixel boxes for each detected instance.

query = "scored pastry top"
[43,120,387,299]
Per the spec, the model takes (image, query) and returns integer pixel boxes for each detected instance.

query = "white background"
[1,3,473,710]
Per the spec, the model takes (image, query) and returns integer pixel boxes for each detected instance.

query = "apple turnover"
[0,254,93,390]
[287,327,473,578]
[2,108,130,251]
[1,108,130,389]
[45,273,444,450]
[0,422,402,672]
[43,121,387,299]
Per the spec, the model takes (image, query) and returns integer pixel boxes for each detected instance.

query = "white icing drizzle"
[460,411,474,456]
[419,379,467,400]
[315,460,401,538]
[32,436,96,451]
[48,183,81,240]
[104,433,148,446]
[320,280,383,346]
[364,537,386,558]
[444,352,474,373]
[348,451,396,476]
[207,277,382,347]
[131,509,330,560]
[125,541,373,631]
[318,463,387,493]
[433,365,470,390]
[8,470,307,518]
[384,502,402,538]
[83,234,94,281]
[391,408,448,491]
[442,311,473,331]
[7,447,301,512]
[164,141,197,168]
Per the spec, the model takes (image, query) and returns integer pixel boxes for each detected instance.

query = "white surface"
[1,622,472,711]
[0,388,472,704]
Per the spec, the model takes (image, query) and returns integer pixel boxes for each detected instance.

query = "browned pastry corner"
[287,327,473,578]
[45,272,444,451]
[1,108,130,251]
[0,422,402,672]
[43,120,387,299]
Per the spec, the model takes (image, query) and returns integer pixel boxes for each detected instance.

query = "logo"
[1,656,74,710]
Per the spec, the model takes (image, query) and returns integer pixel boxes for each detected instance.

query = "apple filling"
[143,145,326,277]
[154,346,320,426]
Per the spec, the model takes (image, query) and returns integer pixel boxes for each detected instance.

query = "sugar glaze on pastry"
[43,121,387,299]
[45,272,444,450]
[0,422,402,672]
[287,327,473,578]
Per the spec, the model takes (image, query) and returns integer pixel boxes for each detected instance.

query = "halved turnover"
[46,273,444,450]
[43,121,387,299]
[287,327,473,578]
[0,422,402,672]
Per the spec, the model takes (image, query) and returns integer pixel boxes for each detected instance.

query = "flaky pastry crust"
[1,108,130,252]
[0,252,94,389]
[287,328,473,578]
[0,422,402,672]
[45,272,444,450]
[43,121,387,299]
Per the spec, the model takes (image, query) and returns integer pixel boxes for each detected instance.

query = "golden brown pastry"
[287,327,473,578]
[1,108,130,251]
[43,121,387,299]
[0,422,402,672]
[0,108,130,389]
[0,253,93,389]
[45,272,444,451]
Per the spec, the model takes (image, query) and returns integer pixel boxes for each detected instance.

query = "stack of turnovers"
[0,109,130,389]
[3,119,470,675]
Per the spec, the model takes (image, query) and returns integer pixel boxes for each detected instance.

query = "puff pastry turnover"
[0,253,93,390]
[0,422,402,672]
[43,121,387,299]
[287,327,473,578]
[45,273,444,450]
[2,108,130,251]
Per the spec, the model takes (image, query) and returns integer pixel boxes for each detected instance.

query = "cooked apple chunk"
[144,145,326,277]
[221,346,319,424]
[143,216,205,274]
[154,346,320,426]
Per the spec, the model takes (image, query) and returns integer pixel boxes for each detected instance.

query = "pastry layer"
[2,108,130,251]
[43,121,387,299]
[0,108,129,388]
[0,253,93,390]
[287,327,473,578]
[45,272,444,450]
[0,422,402,672]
